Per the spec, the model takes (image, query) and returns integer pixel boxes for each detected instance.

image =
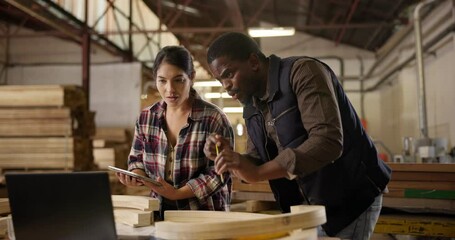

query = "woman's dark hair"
[207,32,267,64]
[152,46,194,79]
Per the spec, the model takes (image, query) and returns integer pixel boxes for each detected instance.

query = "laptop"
[5,171,117,240]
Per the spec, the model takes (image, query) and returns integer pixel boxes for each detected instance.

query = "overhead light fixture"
[223,107,243,113]
[248,27,295,38]
[193,81,222,87]
[204,93,230,98]
[161,0,200,16]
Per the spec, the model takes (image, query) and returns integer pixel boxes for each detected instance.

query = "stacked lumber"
[0,85,96,171]
[92,127,132,170]
[92,127,132,195]
[231,177,275,202]
[112,195,159,227]
[231,177,278,213]
[384,163,455,214]
[0,199,11,239]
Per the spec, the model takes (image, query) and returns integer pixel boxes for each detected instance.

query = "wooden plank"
[113,208,154,227]
[391,171,455,182]
[94,127,131,142]
[245,200,277,213]
[387,181,455,191]
[0,137,93,171]
[387,163,455,173]
[232,191,275,202]
[232,178,272,193]
[93,144,129,170]
[386,188,455,200]
[155,205,325,239]
[375,214,455,237]
[94,148,115,169]
[0,199,10,215]
[0,85,86,108]
[112,195,159,211]
[0,155,74,169]
[383,197,455,214]
[0,137,74,154]
[164,210,269,223]
[0,118,72,137]
[0,217,7,239]
[0,108,71,119]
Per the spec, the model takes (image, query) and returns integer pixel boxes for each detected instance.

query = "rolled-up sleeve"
[128,116,146,171]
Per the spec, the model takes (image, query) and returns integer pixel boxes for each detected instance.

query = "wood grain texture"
[155,205,325,239]
[0,85,86,108]
[232,178,272,192]
[390,171,455,181]
[387,163,455,173]
[232,191,275,201]
[387,181,455,191]
[112,195,159,211]
[0,199,10,215]
[113,208,154,227]
[383,197,455,214]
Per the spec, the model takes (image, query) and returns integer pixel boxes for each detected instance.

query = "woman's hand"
[115,172,145,187]
[142,177,180,200]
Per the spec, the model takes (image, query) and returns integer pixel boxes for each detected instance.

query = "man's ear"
[190,70,196,80]
[248,53,260,71]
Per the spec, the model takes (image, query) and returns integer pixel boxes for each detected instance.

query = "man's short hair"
[207,32,266,64]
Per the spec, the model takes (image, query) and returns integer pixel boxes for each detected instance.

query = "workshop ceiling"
[1,0,420,73]
[143,0,419,71]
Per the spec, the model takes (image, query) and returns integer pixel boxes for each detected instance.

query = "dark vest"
[243,55,391,236]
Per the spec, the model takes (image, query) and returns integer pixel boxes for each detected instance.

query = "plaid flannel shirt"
[128,95,234,211]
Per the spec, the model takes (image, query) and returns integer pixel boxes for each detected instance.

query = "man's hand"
[214,148,260,183]
[204,134,230,160]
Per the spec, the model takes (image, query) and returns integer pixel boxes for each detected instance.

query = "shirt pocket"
[143,140,161,164]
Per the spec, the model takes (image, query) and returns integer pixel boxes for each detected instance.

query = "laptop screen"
[5,171,117,240]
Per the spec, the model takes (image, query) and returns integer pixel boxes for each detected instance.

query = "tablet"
[108,166,162,186]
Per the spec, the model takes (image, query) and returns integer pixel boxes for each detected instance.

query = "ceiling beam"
[0,22,397,39]
[335,0,361,45]
[224,0,244,29]
[167,0,192,28]
[246,0,272,27]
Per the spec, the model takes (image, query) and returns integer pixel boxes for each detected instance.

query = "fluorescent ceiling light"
[204,93,230,98]
[194,81,222,87]
[223,107,243,113]
[161,0,200,16]
[248,27,295,38]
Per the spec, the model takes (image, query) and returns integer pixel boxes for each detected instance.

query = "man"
[203,32,391,239]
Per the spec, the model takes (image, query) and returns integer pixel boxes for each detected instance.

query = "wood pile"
[384,163,455,214]
[112,195,159,227]
[231,177,274,202]
[0,85,96,172]
[92,127,133,195]
[92,127,132,170]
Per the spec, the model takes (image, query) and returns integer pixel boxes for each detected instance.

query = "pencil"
[215,144,224,184]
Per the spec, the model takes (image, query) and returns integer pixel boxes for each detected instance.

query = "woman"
[116,46,234,218]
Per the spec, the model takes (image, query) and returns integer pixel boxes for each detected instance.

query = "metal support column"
[82,0,91,108]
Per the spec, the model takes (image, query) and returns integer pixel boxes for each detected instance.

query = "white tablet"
[108,166,162,186]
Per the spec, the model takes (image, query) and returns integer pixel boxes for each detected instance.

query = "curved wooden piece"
[155,205,326,240]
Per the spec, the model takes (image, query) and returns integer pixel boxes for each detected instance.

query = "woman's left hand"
[142,177,179,200]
